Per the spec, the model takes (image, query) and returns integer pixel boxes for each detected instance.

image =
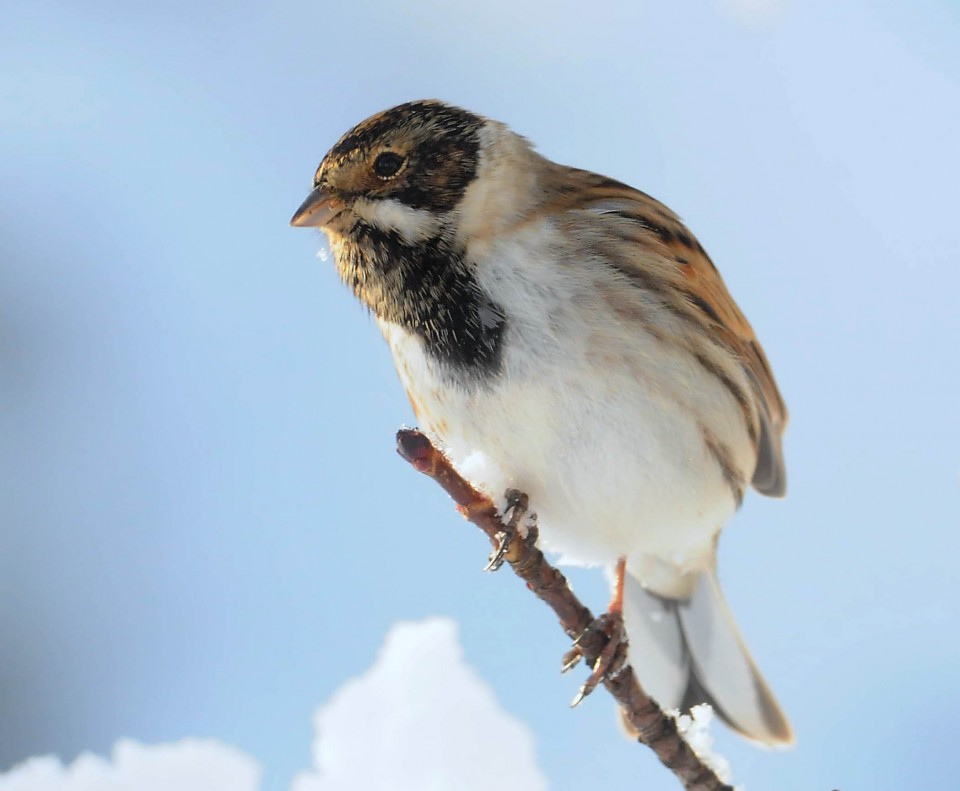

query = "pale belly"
[382,318,745,597]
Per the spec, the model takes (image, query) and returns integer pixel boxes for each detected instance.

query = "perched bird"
[291,100,792,745]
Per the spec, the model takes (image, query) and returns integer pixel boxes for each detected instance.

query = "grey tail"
[621,570,793,746]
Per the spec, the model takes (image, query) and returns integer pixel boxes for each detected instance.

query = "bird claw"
[561,645,584,673]
[567,612,628,707]
[484,489,532,572]
[484,531,512,572]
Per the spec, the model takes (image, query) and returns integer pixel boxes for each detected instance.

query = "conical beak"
[290,185,340,228]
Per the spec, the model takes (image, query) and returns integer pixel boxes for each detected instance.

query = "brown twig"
[396,428,733,791]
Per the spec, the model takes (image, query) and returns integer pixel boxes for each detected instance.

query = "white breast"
[380,216,752,598]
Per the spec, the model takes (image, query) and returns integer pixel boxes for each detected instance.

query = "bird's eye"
[373,151,404,179]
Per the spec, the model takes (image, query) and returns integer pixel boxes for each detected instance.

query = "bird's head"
[290,100,486,246]
[290,101,514,374]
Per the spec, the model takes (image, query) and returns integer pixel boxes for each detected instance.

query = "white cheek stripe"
[353,198,442,243]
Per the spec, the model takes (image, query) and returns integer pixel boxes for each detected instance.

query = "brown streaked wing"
[543,165,788,497]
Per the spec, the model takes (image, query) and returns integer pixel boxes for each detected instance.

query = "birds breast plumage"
[292,100,793,746]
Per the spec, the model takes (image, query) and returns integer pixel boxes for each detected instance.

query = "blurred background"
[2,0,959,788]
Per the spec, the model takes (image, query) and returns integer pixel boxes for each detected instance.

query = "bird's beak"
[290,185,340,228]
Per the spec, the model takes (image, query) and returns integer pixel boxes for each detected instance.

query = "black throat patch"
[337,221,506,378]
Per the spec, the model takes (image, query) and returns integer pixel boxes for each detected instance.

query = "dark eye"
[373,151,404,179]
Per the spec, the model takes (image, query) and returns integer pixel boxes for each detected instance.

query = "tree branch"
[396,428,733,791]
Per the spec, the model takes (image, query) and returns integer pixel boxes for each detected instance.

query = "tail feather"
[622,570,793,746]
[621,574,688,711]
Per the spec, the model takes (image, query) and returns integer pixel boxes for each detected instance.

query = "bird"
[291,100,793,746]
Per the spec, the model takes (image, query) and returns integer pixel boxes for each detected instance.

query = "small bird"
[291,100,793,745]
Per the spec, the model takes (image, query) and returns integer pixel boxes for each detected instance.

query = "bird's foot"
[563,611,629,707]
[484,489,536,571]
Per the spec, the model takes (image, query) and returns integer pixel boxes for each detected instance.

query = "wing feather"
[543,165,788,496]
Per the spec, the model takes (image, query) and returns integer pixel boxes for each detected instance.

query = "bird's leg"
[564,557,629,706]
[484,489,534,571]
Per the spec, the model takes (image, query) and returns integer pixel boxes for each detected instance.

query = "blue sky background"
[2,1,959,788]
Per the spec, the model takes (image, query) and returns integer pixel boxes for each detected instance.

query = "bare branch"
[396,428,733,791]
